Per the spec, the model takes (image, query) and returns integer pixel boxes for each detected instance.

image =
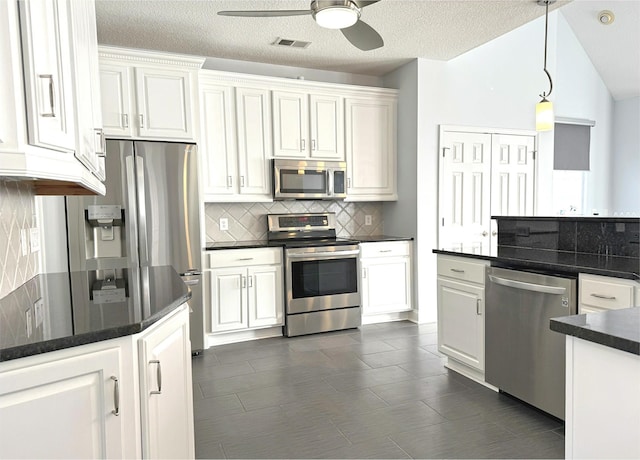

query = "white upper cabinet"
[98,46,204,141]
[0,0,105,194]
[272,89,344,160]
[199,72,272,202]
[345,94,397,201]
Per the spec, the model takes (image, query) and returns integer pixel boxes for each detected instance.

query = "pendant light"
[536,0,555,132]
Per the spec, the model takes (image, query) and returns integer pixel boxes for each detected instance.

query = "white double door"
[439,128,536,256]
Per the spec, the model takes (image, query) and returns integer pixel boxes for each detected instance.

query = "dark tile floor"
[192,321,564,459]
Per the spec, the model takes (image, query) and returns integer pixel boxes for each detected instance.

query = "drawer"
[580,275,634,311]
[360,241,411,258]
[437,255,487,285]
[207,247,282,268]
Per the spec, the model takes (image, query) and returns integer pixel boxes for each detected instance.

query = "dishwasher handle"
[488,275,567,295]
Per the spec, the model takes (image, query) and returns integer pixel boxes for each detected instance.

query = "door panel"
[210,269,247,331]
[248,266,283,328]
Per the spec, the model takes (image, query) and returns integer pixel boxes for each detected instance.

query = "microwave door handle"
[327,170,333,196]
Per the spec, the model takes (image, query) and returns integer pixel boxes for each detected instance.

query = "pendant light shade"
[536,0,555,132]
[536,98,554,131]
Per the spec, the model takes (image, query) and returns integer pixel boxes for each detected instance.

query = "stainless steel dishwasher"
[485,267,576,420]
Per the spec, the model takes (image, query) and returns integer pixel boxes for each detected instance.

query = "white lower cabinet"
[207,248,284,334]
[578,273,639,314]
[0,303,193,459]
[437,255,489,381]
[0,346,125,459]
[360,241,412,323]
[138,305,194,459]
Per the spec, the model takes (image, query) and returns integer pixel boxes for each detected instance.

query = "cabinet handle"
[248,275,253,288]
[311,139,316,150]
[95,128,106,157]
[590,293,616,300]
[238,257,254,261]
[240,176,245,187]
[39,74,55,117]
[122,113,129,128]
[149,360,162,395]
[379,249,392,253]
[110,376,120,416]
[227,176,233,187]
[450,268,465,273]
[477,298,482,315]
[492,231,497,236]
[347,178,351,189]
[362,268,367,279]
[139,114,145,128]
[482,231,488,237]
[241,276,246,288]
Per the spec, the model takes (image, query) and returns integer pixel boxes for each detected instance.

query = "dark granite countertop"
[205,235,413,251]
[0,266,191,362]
[433,247,639,280]
[550,307,640,355]
[492,215,640,223]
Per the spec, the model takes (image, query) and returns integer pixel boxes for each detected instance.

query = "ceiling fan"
[217,0,383,51]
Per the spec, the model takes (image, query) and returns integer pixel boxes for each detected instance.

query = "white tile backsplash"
[0,180,39,299]
[204,201,384,242]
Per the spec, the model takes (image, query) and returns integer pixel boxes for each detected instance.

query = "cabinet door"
[236,86,272,197]
[437,277,484,371]
[439,131,492,255]
[0,347,124,459]
[248,265,284,328]
[19,0,76,152]
[272,90,309,158]
[345,97,397,200]
[310,93,344,160]
[362,256,412,315]
[134,67,194,140]
[100,63,133,137]
[199,82,237,197]
[139,306,194,459]
[209,267,248,332]
[68,0,104,179]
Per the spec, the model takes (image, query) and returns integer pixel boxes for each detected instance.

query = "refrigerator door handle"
[125,155,140,266]
[136,155,150,266]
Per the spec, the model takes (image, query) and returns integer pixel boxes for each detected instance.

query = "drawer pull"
[476,298,481,315]
[450,268,465,273]
[590,293,616,300]
[238,257,254,261]
[379,249,392,253]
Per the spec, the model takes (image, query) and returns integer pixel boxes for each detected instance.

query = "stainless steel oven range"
[267,212,361,337]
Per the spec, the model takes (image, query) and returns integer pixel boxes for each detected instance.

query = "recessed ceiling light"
[598,10,615,25]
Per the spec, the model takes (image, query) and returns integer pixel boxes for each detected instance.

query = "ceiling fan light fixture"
[313,3,360,29]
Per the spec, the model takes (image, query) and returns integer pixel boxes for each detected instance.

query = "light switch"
[20,229,29,256]
[25,308,32,337]
[29,228,40,252]
[34,298,44,327]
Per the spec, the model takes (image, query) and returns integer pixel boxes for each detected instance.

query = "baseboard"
[362,310,412,325]
[205,326,283,347]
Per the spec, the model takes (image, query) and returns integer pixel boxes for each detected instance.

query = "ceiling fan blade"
[341,19,383,51]
[217,10,311,17]
[352,0,381,8]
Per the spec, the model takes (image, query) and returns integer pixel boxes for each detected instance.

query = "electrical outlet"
[25,308,33,337]
[29,227,40,252]
[219,218,229,231]
[365,215,372,226]
[20,229,29,256]
[34,298,44,327]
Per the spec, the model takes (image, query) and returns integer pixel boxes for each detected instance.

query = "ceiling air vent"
[273,37,311,49]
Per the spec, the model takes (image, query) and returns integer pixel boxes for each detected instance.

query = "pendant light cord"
[540,0,553,99]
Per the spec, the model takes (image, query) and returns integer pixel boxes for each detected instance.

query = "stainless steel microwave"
[273,159,347,200]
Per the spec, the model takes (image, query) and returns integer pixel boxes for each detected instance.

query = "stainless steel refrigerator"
[66,140,204,352]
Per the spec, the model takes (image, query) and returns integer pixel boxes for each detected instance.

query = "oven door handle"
[287,250,360,259]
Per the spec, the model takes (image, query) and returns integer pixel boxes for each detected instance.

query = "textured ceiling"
[95,0,639,99]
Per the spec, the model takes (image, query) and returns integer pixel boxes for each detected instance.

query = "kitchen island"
[0,266,195,459]
[551,308,640,459]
